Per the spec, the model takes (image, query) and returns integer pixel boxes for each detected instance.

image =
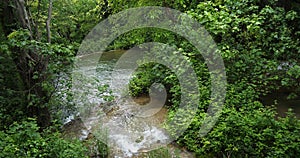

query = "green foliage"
[126,0,300,157]
[144,147,175,158]
[1,0,300,157]
[106,0,200,50]
[129,62,177,97]
[0,41,26,129]
[188,0,300,94]
[0,29,77,126]
[0,118,88,158]
[26,0,107,45]
[108,0,200,13]
[172,84,300,157]
[84,136,109,158]
[281,64,300,99]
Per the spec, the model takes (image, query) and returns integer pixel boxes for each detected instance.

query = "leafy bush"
[127,0,300,157]
[171,84,300,157]
[0,29,78,128]
[0,118,88,158]
[129,62,179,98]
[0,42,27,129]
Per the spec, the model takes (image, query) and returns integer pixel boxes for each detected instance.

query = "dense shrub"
[0,118,88,158]
[172,84,300,157]
[128,0,300,157]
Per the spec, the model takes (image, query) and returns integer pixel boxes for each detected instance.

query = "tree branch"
[15,0,33,38]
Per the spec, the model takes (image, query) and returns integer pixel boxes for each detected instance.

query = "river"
[66,50,195,157]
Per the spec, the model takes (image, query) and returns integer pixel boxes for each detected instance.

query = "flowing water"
[67,50,195,157]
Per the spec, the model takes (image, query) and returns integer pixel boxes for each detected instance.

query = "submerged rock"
[135,135,144,143]
[98,100,120,116]
[62,117,87,139]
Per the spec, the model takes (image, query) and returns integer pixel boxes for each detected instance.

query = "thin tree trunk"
[46,0,52,43]
[35,0,41,40]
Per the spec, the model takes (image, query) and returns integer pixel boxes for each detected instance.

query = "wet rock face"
[99,102,114,114]
[99,101,120,116]
[133,95,150,105]
[62,117,87,139]
[62,118,109,158]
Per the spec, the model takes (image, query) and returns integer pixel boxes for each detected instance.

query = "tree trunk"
[46,0,52,43]
[2,0,53,129]
[14,0,33,38]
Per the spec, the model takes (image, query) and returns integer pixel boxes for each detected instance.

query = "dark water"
[261,91,300,118]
